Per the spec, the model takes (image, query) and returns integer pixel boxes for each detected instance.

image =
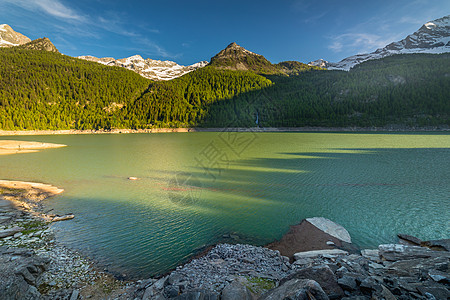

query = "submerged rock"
[421,239,450,251]
[51,214,74,222]
[267,218,355,262]
[397,233,423,246]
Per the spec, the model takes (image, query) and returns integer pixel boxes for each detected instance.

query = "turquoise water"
[0,132,449,278]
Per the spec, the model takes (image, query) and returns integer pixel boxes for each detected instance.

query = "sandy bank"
[0,180,64,215]
[0,140,66,155]
[0,125,448,136]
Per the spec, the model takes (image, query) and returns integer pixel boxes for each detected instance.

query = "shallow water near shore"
[0,132,449,279]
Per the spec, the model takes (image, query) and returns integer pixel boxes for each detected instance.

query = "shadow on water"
[45,147,449,279]
[179,147,449,242]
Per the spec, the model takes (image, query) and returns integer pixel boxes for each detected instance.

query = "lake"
[0,132,449,279]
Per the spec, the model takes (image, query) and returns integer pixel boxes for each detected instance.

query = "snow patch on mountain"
[309,15,450,70]
[78,55,208,81]
[0,24,31,48]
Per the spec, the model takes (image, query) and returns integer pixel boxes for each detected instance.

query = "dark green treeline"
[0,48,448,130]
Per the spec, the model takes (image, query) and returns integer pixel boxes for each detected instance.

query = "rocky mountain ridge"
[18,37,59,53]
[78,54,208,81]
[210,42,322,75]
[310,15,450,70]
[209,42,281,74]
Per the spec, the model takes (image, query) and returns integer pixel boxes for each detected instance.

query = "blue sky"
[1,0,449,65]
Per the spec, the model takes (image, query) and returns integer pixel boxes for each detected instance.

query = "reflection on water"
[0,132,449,278]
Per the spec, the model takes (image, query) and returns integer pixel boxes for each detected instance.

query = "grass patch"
[245,277,275,294]
[38,283,51,294]
[19,220,48,235]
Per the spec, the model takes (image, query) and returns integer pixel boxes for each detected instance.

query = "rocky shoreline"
[0,180,128,299]
[1,182,449,299]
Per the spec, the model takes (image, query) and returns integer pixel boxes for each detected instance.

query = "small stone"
[70,290,80,300]
[361,249,380,262]
[369,262,384,269]
[48,280,57,286]
[428,270,449,284]
[338,275,357,291]
[164,285,179,298]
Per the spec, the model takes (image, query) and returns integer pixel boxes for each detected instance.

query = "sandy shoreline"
[0,140,66,155]
[0,125,448,136]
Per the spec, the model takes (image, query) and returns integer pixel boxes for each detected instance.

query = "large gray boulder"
[221,280,253,300]
[259,279,329,300]
[172,289,219,300]
[280,265,343,299]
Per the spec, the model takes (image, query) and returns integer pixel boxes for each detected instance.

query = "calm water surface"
[0,132,449,278]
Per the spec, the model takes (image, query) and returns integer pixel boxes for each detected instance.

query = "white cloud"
[4,0,86,22]
[2,0,171,59]
[303,11,328,24]
[138,38,181,59]
[328,33,397,54]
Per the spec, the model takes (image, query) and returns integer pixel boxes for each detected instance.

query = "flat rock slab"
[306,217,352,243]
[294,249,349,260]
[0,226,24,238]
[379,244,450,261]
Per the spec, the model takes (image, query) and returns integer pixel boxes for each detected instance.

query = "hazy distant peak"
[78,54,209,81]
[309,14,450,70]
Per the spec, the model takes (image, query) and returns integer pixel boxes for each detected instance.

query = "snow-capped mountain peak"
[0,24,31,47]
[309,14,450,70]
[78,54,209,81]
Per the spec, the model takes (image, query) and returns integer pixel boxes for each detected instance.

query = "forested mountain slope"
[0,48,272,130]
[202,53,450,127]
